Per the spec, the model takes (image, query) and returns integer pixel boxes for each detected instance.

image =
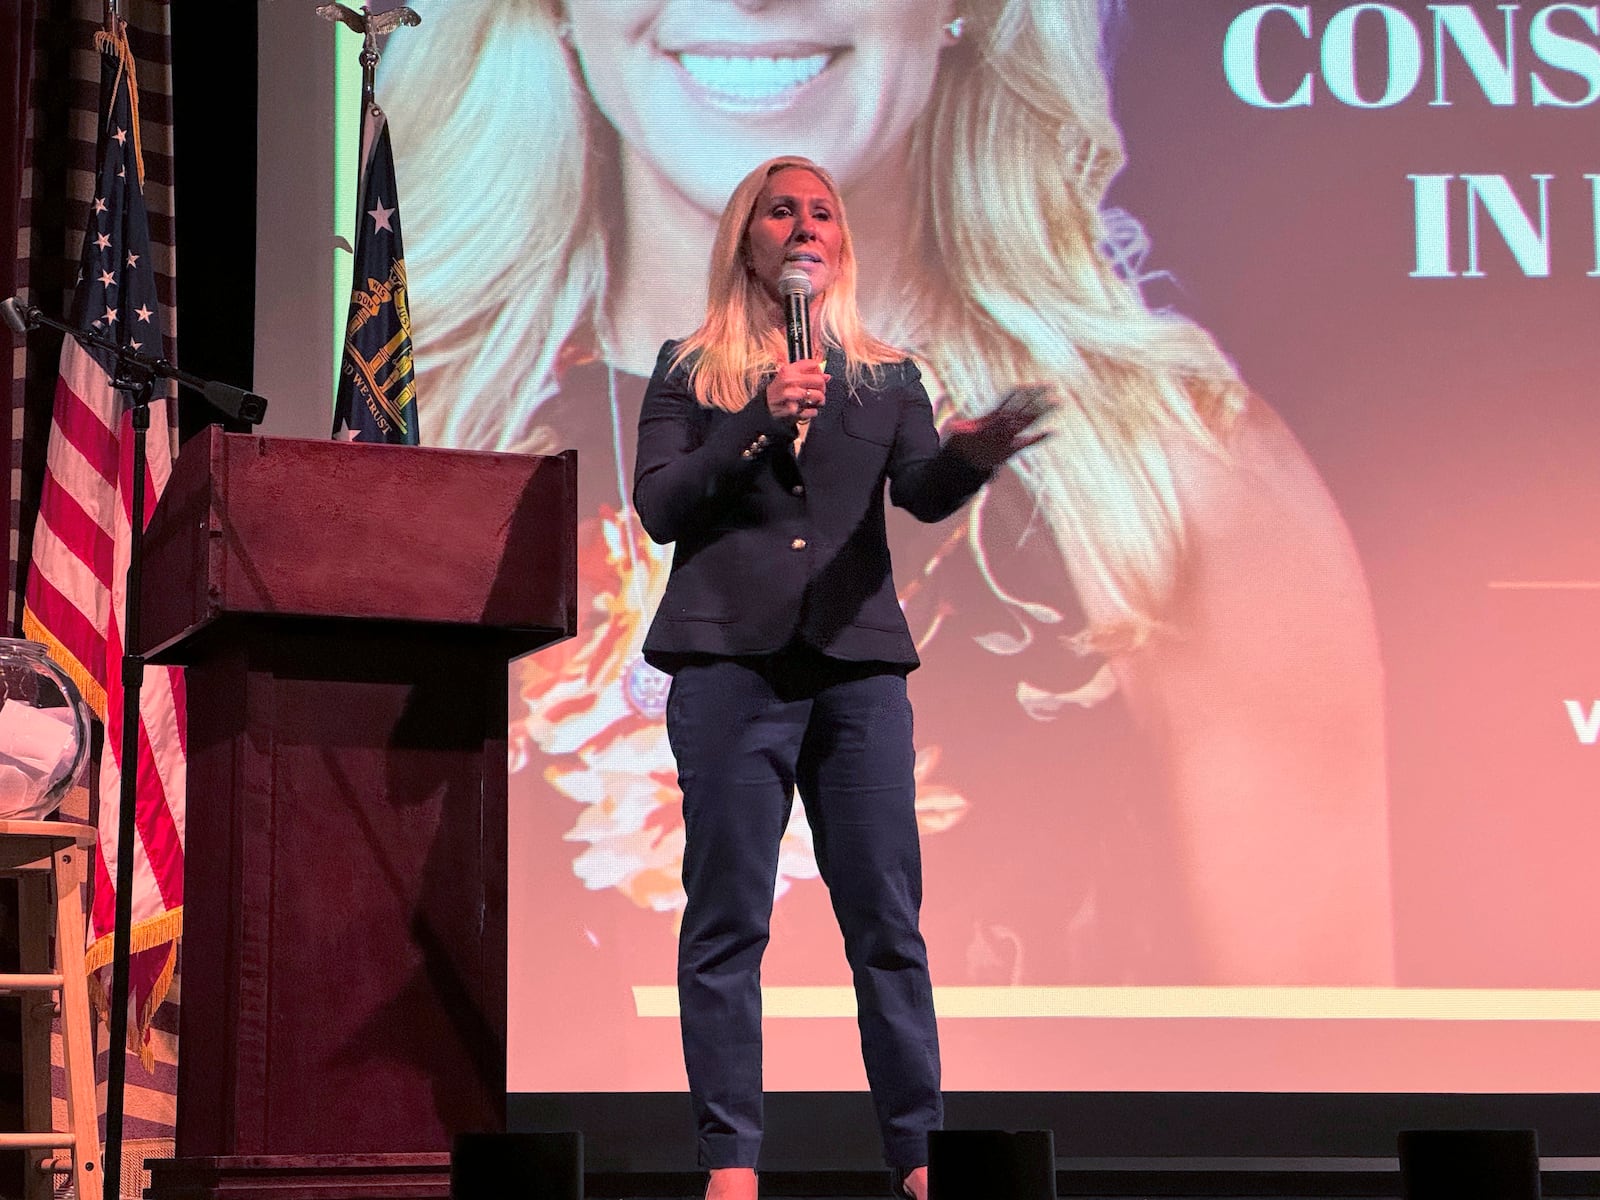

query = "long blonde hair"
[382,0,1248,648]
[674,157,902,413]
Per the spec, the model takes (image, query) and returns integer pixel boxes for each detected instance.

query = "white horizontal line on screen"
[1487,581,1600,590]
[631,986,1600,1021]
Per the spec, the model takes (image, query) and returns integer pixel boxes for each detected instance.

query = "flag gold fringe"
[85,908,183,1073]
[21,609,108,720]
[92,22,145,186]
[84,906,183,975]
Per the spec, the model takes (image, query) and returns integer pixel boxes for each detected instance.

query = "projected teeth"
[676,53,830,100]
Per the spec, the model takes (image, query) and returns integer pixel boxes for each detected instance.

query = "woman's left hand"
[944,385,1055,471]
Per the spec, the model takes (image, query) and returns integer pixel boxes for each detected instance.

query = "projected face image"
[379,0,1429,1095]
[566,0,956,212]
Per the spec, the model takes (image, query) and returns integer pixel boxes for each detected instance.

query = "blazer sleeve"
[633,341,795,545]
[885,359,996,524]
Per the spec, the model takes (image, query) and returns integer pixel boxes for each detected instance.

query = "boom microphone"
[3,294,267,425]
[778,266,812,363]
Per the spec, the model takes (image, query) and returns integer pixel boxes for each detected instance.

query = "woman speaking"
[633,156,1045,1200]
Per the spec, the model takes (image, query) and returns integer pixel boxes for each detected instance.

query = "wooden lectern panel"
[137,431,577,1199]
[176,631,510,1159]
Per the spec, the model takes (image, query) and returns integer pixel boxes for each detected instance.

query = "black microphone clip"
[1,296,38,336]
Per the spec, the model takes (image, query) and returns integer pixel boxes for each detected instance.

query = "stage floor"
[585,1159,1600,1198]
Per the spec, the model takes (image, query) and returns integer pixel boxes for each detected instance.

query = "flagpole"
[361,33,379,108]
[102,359,154,1200]
[84,20,151,1196]
[354,35,377,234]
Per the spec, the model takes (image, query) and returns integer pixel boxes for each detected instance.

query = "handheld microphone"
[778,267,812,363]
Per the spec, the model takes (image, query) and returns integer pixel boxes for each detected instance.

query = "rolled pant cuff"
[883,1135,933,1173]
[698,1134,764,1170]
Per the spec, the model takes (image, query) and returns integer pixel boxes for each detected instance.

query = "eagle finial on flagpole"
[315,3,422,44]
[316,4,422,102]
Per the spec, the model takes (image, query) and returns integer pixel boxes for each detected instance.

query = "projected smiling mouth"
[674,52,833,110]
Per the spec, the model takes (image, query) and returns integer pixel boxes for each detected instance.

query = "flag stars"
[103,305,118,324]
[125,251,139,268]
[99,269,116,287]
[113,125,127,145]
[95,233,111,250]
[93,197,107,213]
[135,305,153,323]
[368,199,395,232]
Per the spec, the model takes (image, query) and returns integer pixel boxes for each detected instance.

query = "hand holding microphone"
[765,357,829,427]
[765,265,828,426]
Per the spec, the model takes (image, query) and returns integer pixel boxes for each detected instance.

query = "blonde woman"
[636,154,1043,1200]
[382,0,1392,1013]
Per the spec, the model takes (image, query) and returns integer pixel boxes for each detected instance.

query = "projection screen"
[264,0,1600,1098]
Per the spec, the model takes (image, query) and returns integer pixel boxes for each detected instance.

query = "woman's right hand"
[765,357,830,426]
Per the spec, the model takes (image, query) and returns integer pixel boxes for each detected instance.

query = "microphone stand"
[5,299,268,424]
[6,299,264,1200]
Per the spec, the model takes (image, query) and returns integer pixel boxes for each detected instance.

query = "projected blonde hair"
[675,156,901,413]
[382,0,1249,648]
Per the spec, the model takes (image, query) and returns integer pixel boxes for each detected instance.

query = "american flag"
[21,24,186,1064]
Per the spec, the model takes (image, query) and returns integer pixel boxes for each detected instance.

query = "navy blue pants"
[666,648,943,1172]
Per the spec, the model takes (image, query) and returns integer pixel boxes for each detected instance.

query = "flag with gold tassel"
[22,20,186,1066]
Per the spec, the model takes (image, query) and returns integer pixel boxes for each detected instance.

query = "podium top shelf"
[138,428,577,664]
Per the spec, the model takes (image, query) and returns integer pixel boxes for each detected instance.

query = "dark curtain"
[0,12,40,1188]
[7,0,76,637]
[2,2,40,625]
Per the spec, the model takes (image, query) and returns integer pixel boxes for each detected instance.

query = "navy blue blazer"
[634,340,993,671]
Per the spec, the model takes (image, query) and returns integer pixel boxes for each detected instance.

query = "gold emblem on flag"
[342,258,416,436]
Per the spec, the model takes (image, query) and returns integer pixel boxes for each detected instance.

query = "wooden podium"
[136,430,576,1200]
